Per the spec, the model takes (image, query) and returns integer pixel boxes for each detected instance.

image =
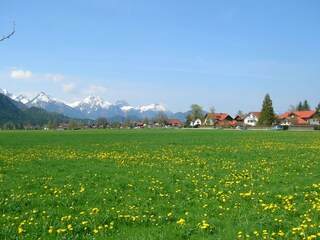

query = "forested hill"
[0,93,71,126]
[0,93,26,124]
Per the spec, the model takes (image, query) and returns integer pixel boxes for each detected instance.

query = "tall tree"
[316,103,320,112]
[155,111,167,125]
[296,100,310,111]
[190,104,203,120]
[257,94,276,127]
[302,100,310,111]
[296,101,303,111]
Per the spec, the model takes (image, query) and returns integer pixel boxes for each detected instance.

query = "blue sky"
[1,0,320,114]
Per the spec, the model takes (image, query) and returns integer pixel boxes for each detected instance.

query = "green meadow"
[0,129,319,239]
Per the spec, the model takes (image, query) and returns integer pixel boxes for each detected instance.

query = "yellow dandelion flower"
[18,227,26,234]
[176,218,186,225]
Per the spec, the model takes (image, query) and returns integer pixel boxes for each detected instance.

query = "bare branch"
[0,22,16,42]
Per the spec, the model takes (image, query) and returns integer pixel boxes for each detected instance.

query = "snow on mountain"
[139,103,168,112]
[28,92,58,105]
[14,95,30,104]
[68,101,81,108]
[121,105,137,112]
[74,96,111,112]
[0,88,16,99]
[26,92,84,118]
[121,103,168,113]
[0,88,183,121]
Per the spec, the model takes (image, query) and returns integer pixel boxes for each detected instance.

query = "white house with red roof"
[278,110,319,126]
[243,112,261,126]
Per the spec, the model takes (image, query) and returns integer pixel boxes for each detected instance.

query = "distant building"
[278,110,319,125]
[204,113,237,127]
[164,119,182,127]
[243,112,261,126]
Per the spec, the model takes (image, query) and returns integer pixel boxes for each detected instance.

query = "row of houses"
[190,110,320,127]
[42,110,319,130]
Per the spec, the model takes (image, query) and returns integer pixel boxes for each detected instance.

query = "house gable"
[243,112,261,126]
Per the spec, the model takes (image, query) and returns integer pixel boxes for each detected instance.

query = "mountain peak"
[140,103,168,112]
[114,100,129,107]
[0,88,16,99]
[15,95,30,104]
[30,92,56,104]
[74,95,111,112]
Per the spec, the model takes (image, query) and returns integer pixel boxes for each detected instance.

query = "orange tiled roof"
[215,120,237,127]
[206,113,233,121]
[165,119,181,125]
[282,116,309,125]
[279,110,316,120]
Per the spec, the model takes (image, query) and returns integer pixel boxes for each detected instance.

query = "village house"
[278,110,320,126]
[234,114,246,125]
[204,113,237,127]
[243,112,261,126]
[164,119,182,127]
[190,118,202,127]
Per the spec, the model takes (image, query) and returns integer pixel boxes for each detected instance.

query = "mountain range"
[0,89,187,122]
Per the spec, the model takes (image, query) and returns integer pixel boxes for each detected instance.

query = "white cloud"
[61,82,76,93]
[10,69,32,79]
[83,85,108,95]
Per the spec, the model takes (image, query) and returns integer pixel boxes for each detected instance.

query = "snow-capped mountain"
[27,92,57,107]
[0,89,30,105]
[0,88,16,99]
[0,88,185,121]
[140,103,167,112]
[15,95,30,104]
[26,92,84,118]
[72,96,118,119]
[114,100,129,108]
[72,95,111,112]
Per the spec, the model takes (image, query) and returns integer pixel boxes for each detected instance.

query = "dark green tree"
[316,102,320,112]
[302,100,310,111]
[296,100,310,111]
[257,94,276,127]
[296,101,303,111]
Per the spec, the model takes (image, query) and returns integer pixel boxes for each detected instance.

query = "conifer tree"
[257,93,276,127]
[302,100,310,111]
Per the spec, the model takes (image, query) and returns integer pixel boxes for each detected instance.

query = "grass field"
[0,129,319,239]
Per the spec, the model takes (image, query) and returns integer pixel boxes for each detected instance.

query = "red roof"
[234,114,245,121]
[164,119,181,126]
[282,116,309,125]
[215,120,237,127]
[249,112,261,118]
[279,110,316,120]
[294,110,316,118]
[206,113,233,121]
